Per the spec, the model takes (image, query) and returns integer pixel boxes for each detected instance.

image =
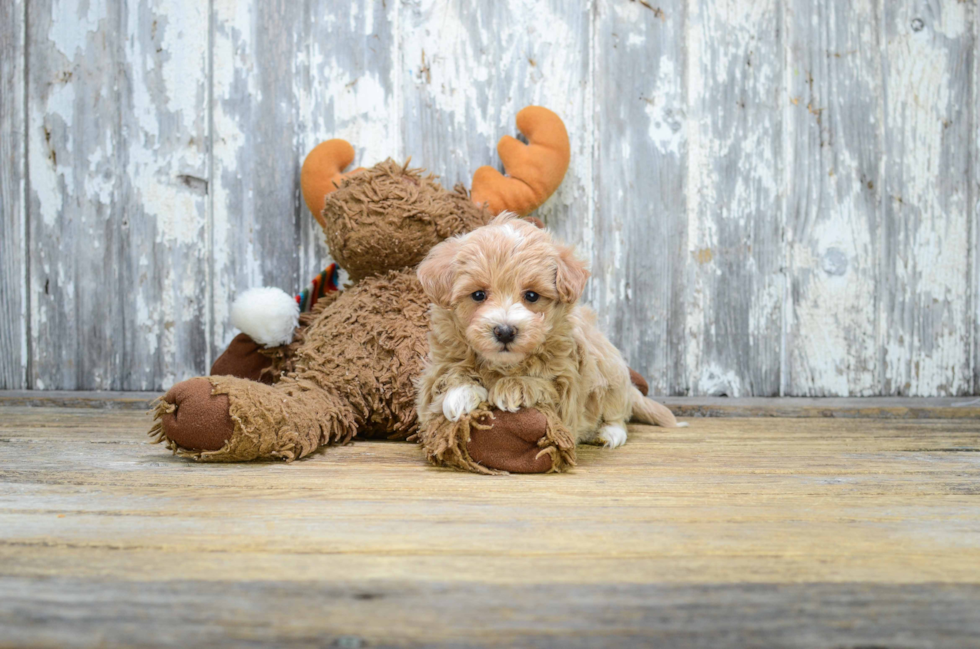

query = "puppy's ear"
[554,245,590,303]
[418,237,462,308]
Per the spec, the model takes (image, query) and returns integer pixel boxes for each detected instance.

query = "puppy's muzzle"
[492,325,517,344]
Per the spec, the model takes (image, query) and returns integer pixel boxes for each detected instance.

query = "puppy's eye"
[472,290,487,302]
[524,291,540,303]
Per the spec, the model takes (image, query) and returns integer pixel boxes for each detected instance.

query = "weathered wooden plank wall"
[1,0,977,396]
[975,2,980,395]
[784,0,881,396]
[24,0,211,390]
[594,0,687,394]
[880,0,973,397]
[0,0,27,390]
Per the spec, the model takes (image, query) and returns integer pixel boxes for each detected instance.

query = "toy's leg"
[210,333,284,384]
[210,293,339,384]
[417,406,575,475]
[629,367,649,396]
[149,375,357,462]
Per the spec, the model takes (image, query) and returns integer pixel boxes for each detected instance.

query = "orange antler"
[300,139,364,228]
[470,106,570,216]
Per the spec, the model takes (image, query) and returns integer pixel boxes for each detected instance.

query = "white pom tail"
[230,287,299,347]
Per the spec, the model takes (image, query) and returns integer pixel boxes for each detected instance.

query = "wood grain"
[26,1,210,390]
[2,578,979,648]
[684,0,784,397]
[5,0,980,395]
[661,394,980,418]
[784,0,882,396]
[296,0,398,286]
[880,0,974,396]
[210,0,306,361]
[973,2,979,398]
[593,0,688,395]
[120,1,211,390]
[397,0,593,242]
[0,0,25,389]
[210,0,398,358]
[1,406,979,645]
[3,390,980,419]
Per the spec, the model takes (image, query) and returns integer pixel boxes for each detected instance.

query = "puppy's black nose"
[493,325,517,344]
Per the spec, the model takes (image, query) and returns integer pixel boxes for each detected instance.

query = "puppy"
[415,213,682,450]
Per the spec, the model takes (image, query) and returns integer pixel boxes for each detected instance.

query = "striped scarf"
[295,263,339,313]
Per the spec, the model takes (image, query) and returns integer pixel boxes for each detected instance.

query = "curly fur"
[416,215,680,448]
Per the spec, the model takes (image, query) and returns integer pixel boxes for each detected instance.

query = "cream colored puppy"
[415,213,682,449]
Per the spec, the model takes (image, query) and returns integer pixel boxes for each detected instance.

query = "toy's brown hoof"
[210,333,275,384]
[157,378,235,451]
[468,409,553,474]
[629,367,649,396]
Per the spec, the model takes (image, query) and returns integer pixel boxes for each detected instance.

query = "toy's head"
[300,107,570,281]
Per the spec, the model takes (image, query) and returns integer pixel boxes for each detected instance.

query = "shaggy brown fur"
[322,162,489,281]
[154,168,460,461]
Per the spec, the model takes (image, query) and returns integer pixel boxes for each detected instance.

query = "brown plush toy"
[150,106,646,474]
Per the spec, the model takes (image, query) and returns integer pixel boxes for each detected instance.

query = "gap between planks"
[1,390,979,418]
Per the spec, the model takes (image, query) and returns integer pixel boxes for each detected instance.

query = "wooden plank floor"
[1,405,979,647]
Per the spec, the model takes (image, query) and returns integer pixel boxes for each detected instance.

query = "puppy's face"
[418,215,589,367]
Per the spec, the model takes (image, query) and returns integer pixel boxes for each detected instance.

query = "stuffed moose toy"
[150,106,650,474]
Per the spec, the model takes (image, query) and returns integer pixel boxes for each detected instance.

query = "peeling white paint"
[644,56,684,156]
[114,0,210,389]
[683,0,784,395]
[29,81,74,228]
[2,0,29,389]
[211,0,256,350]
[48,0,106,59]
[400,1,492,142]
[13,0,978,394]
[880,3,972,396]
[698,363,744,397]
[933,1,969,39]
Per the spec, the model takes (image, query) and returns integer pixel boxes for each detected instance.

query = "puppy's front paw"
[493,390,524,413]
[442,385,489,421]
[490,379,534,413]
[596,424,628,449]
